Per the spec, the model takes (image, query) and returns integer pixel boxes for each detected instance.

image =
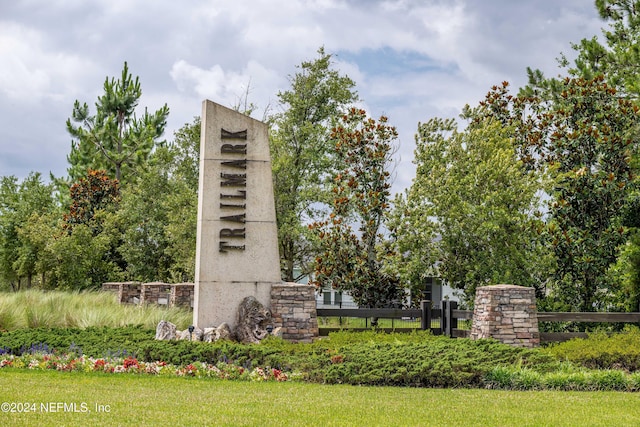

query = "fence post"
[420,300,431,331]
[441,300,459,338]
[450,301,458,337]
[442,300,449,337]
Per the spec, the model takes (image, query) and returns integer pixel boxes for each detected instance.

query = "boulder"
[155,320,177,340]
[271,326,283,338]
[177,326,203,341]
[202,323,233,342]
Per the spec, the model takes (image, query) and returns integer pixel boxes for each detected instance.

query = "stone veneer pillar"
[270,283,319,343]
[470,284,540,348]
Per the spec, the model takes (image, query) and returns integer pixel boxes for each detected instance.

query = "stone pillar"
[170,283,194,309]
[470,284,540,348]
[270,283,318,343]
[140,282,172,305]
[194,101,281,329]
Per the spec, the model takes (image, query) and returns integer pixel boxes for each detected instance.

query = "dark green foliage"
[0,328,558,388]
[63,169,120,232]
[545,326,640,371]
[137,340,289,368]
[320,337,556,387]
[0,325,153,358]
[66,62,169,184]
[311,109,404,308]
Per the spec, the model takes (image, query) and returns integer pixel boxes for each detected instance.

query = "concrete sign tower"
[194,100,281,329]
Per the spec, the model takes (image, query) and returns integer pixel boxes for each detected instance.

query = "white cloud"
[0,0,608,187]
[0,21,98,103]
[169,59,283,115]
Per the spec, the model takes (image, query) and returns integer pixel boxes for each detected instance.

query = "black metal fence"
[317,302,640,342]
[316,300,471,337]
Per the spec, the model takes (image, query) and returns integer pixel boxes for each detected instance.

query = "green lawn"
[1,370,639,426]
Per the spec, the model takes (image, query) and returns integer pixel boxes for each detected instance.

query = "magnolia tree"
[482,77,639,311]
[310,108,405,308]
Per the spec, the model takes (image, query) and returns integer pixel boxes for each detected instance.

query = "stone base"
[470,284,540,348]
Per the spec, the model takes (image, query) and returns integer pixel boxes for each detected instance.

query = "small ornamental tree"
[63,169,120,234]
[310,108,404,308]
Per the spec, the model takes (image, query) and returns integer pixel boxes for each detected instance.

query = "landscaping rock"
[177,326,203,341]
[202,323,233,342]
[155,320,177,340]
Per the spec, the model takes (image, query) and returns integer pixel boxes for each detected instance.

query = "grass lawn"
[1,370,639,426]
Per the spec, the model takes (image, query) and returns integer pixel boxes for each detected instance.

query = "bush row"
[544,326,640,372]
[1,327,639,389]
[0,328,558,386]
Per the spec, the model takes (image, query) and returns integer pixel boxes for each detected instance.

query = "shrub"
[5,327,640,390]
[315,335,558,387]
[0,325,155,358]
[545,326,640,371]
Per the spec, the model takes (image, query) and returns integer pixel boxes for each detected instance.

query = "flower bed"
[0,352,295,382]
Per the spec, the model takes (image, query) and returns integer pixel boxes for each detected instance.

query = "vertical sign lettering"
[219,128,247,252]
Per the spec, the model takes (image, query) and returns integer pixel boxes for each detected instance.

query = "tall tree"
[403,115,548,304]
[271,47,359,282]
[541,77,637,311]
[162,118,200,282]
[0,173,57,290]
[115,117,200,283]
[311,109,404,308]
[486,77,639,311]
[566,0,640,98]
[66,62,170,184]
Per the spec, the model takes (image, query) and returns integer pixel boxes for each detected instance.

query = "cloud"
[0,21,99,103]
[0,0,607,189]
[169,60,282,111]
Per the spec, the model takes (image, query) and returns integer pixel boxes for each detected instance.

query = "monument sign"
[193,100,281,329]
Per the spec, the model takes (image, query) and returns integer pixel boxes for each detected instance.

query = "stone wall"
[102,282,194,309]
[140,282,172,305]
[118,282,141,305]
[470,284,540,348]
[170,283,194,309]
[102,282,121,294]
[270,283,318,343]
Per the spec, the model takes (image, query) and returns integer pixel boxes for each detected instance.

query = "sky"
[0,0,606,195]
